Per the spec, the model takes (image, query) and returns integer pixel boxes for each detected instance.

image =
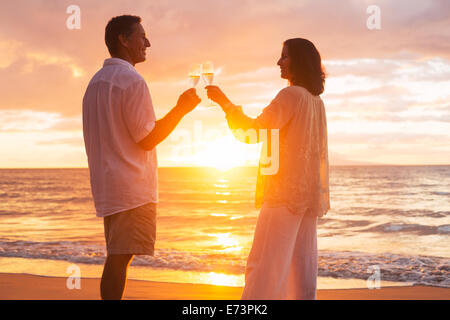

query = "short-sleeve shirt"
[225,86,330,217]
[82,58,157,217]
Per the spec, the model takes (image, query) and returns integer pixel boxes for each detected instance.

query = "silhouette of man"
[82,15,200,300]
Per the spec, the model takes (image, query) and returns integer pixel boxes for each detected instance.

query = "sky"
[0,0,449,168]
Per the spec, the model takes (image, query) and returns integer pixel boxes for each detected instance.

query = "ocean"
[0,166,449,289]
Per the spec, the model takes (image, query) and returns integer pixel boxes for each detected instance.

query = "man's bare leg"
[100,254,134,300]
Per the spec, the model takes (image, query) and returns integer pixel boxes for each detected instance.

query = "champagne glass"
[202,61,215,106]
[188,63,201,88]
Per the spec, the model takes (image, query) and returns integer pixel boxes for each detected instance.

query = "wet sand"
[0,273,449,300]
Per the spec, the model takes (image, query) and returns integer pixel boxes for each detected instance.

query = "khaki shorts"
[103,202,157,256]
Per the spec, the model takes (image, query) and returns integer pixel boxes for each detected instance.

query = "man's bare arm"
[138,88,200,151]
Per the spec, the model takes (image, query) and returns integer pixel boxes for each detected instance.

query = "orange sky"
[0,0,449,168]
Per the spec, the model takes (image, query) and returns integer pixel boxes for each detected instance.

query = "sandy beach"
[0,273,448,300]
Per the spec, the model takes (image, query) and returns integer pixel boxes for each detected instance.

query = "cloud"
[35,136,84,148]
[0,0,448,115]
[0,0,449,166]
[0,110,81,132]
[0,0,448,71]
[329,131,448,145]
[0,56,85,115]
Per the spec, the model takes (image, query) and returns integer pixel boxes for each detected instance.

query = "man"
[82,15,201,300]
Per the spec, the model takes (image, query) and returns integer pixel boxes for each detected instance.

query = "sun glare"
[192,135,259,171]
[204,272,243,287]
[208,233,243,253]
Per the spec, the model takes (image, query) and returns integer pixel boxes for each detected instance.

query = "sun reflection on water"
[208,232,243,253]
[215,191,231,195]
[214,184,228,188]
[210,213,227,217]
[203,272,243,287]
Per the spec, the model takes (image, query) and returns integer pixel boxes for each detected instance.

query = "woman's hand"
[205,85,234,111]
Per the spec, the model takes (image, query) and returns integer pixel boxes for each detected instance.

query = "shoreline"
[0,256,419,290]
[0,273,449,300]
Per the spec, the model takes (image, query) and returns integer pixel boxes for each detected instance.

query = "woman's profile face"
[277,44,291,81]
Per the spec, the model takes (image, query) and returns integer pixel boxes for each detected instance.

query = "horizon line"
[0,164,449,170]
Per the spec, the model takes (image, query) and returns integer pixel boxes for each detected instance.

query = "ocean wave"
[364,223,450,235]
[318,218,372,228]
[0,240,448,288]
[319,251,450,288]
[430,191,450,196]
[29,196,92,204]
[340,207,449,218]
[0,192,21,198]
[317,218,450,235]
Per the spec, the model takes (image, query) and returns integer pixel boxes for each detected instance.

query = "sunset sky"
[0,0,449,168]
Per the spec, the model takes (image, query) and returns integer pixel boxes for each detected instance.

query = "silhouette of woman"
[206,38,330,300]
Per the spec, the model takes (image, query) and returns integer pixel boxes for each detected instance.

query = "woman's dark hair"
[105,15,142,56]
[284,38,326,96]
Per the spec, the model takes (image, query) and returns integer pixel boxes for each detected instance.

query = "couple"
[82,15,330,300]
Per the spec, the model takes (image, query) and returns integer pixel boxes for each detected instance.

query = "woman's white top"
[225,86,330,217]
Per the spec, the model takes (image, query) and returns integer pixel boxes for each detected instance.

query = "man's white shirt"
[83,58,157,217]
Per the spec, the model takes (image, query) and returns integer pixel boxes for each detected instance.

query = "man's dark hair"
[105,15,141,56]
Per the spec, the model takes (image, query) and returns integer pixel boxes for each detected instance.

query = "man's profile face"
[124,23,151,65]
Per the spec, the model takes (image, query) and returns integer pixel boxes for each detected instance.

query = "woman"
[206,38,330,300]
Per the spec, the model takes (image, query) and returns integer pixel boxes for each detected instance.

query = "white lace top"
[225,86,330,217]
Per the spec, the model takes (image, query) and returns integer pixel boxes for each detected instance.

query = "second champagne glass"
[202,61,215,106]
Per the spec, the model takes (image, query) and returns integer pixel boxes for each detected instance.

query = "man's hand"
[137,89,200,151]
[175,88,201,114]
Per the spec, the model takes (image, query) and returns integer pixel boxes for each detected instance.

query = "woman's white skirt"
[241,203,318,300]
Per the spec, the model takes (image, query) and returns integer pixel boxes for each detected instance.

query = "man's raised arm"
[138,88,200,151]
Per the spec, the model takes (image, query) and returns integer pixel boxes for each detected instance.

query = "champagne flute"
[188,63,201,88]
[202,61,215,106]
